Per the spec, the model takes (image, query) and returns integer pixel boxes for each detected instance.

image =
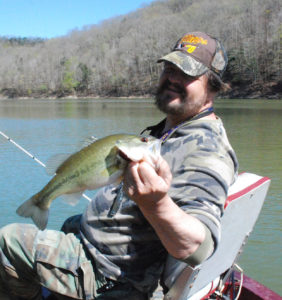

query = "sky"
[0,0,155,39]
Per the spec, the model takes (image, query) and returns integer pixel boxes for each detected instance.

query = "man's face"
[155,62,209,119]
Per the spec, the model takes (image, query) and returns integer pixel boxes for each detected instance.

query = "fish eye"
[141,137,148,143]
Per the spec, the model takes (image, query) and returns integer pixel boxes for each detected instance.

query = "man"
[0,32,238,300]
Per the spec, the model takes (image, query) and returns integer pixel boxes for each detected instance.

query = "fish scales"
[16,134,161,230]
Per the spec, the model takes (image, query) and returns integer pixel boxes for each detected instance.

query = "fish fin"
[60,192,83,206]
[152,138,162,156]
[45,153,71,175]
[16,197,49,230]
[147,138,162,167]
[81,136,98,148]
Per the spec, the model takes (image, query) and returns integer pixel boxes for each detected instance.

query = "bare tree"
[0,0,281,99]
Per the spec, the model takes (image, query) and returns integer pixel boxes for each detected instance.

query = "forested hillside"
[0,0,281,99]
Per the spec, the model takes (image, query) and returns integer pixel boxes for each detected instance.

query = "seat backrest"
[163,173,271,300]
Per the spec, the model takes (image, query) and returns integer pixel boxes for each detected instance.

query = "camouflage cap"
[158,32,228,77]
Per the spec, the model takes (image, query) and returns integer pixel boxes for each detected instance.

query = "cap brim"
[157,51,208,77]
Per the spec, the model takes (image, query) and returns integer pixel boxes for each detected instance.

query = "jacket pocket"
[35,231,96,299]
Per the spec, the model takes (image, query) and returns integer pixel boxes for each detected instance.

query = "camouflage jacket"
[80,116,238,293]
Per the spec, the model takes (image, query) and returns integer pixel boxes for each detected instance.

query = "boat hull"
[236,272,281,300]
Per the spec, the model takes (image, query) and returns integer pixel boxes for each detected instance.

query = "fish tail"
[16,195,49,230]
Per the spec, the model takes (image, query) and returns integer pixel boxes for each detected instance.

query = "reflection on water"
[0,98,281,294]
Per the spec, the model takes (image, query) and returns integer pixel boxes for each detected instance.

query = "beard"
[154,79,187,115]
[155,79,202,117]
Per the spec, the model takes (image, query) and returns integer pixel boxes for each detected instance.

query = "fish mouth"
[116,136,161,164]
[118,149,132,162]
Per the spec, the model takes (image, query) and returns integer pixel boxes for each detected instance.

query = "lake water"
[0,98,281,295]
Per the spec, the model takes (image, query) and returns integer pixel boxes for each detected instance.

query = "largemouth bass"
[16,134,161,230]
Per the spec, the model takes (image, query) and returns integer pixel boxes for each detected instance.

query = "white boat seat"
[160,172,271,300]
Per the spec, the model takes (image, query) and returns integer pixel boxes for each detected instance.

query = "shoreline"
[1,80,281,101]
[0,94,281,101]
[0,94,155,101]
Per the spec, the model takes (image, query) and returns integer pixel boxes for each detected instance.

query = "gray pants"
[0,223,149,300]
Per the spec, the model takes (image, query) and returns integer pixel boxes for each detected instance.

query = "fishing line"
[0,130,92,202]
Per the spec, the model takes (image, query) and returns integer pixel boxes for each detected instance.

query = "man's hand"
[123,155,172,210]
[123,154,207,261]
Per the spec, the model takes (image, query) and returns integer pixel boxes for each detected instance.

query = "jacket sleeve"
[162,121,238,252]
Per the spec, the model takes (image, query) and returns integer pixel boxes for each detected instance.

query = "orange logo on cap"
[181,34,208,45]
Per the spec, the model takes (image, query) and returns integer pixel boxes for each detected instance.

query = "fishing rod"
[0,130,92,202]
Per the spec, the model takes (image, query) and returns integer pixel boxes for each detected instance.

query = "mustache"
[154,79,188,114]
[155,79,187,98]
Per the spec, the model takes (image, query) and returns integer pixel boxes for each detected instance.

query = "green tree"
[77,63,92,93]
[60,58,78,94]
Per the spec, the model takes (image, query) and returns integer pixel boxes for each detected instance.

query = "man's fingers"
[155,157,172,186]
[123,155,172,205]
[137,160,158,186]
[124,162,142,194]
